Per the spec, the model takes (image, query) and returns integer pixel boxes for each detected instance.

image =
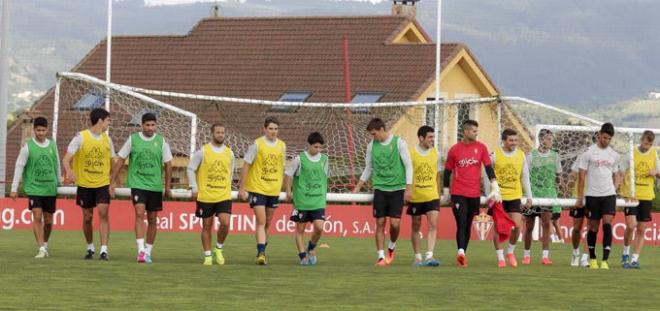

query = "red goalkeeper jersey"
[445,141,491,198]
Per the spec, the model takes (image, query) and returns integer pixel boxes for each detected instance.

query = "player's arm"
[110,137,131,197]
[484,151,501,202]
[521,156,533,208]
[238,142,257,201]
[284,156,299,202]
[612,155,622,190]
[398,138,413,202]
[162,140,174,198]
[576,169,586,208]
[186,149,203,201]
[10,144,29,200]
[62,134,81,184]
[441,149,454,205]
[353,141,373,193]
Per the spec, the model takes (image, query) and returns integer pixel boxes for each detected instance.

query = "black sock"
[307,241,316,252]
[587,230,597,259]
[602,223,612,261]
[298,252,307,260]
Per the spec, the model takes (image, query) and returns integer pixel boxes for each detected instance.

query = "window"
[128,109,161,126]
[425,97,443,126]
[271,91,312,113]
[73,92,104,110]
[350,92,385,113]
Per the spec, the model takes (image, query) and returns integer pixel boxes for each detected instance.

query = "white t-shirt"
[186,144,235,192]
[66,130,116,157]
[285,151,329,177]
[117,132,173,163]
[578,144,620,197]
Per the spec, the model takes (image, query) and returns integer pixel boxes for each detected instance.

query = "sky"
[144,0,387,5]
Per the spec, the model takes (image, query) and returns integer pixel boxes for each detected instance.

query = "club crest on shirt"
[473,211,493,241]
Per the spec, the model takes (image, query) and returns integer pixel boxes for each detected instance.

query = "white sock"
[458,248,465,255]
[414,253,422,261]
[496,249,505,261]
[145,244,153,255]
[87,243,95,252]
[631,253,640,262]
[137,239,145,253]
[377,250,385,259]
[388,241,396,250]
[542,250,549,259]
[216,243,223,249]
[39,246,47,251]
[523,249,531,257]
[507,243,516,254]
[623,245,630,255]
[204,250,212,256]
[43,242,48,249]
[425,251,434,260]
[100,245,108,254]
[581,253,589,261]
[573,248,580,256]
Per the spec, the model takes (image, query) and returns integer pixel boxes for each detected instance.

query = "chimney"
[392,0,420,17]
[210,1,221,18]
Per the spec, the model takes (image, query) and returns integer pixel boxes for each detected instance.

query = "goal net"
[53,72,658,205]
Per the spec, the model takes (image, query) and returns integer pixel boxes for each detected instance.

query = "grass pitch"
[1,230,658,310]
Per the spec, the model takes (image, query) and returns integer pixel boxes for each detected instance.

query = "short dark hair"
[538,129,552,139]
[33,117,48,128]
[462,119,479,130]
[501,128,517,141]
[600,122,614,137]
[264,116,280,128]
[307,132,325,145]
[141,112,157,124]
[641,130,655,142]
[366,118,386,131]
[90,108,110,126]
[210,123,224,133]
[417,125,434,139]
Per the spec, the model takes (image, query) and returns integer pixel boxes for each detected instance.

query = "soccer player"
[569,134,597,267]
[353,118,412,267]
[10,117,61,258]
[238,116,286,265]
[444,119,500,267]
[62,108,115,260]
[110,113,173,264]
[620,130,659,269]
[522,129,562,265]
[187,124,234,266]
[408,125,441,267]
[284,132,328,266]
[487,128,533,268]
[575,123,621,270]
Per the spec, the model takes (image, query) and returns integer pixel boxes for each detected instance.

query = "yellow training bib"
[410,146,439,203]
[245,137,286,196]
[197,144,233,203]
[494,147,524,200]
[73,130,112,188]
[621,147,657,200]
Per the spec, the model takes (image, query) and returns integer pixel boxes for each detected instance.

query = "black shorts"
[373,189,404,218]
[28,196,57,214]
[76,185,111,209]
[196,200,232,218]
[624,200,653,222]
[407,200,440,216]
[524,206,552,218]
[586,195,616,220]
[451,195,481,217]
[248,192,279,209]
[570,207,586,218]
[290,208,325,223]
[503,199,522,213]
[131,189,163,212]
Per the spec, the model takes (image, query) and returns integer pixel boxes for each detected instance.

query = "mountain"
[6,0,660,117]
